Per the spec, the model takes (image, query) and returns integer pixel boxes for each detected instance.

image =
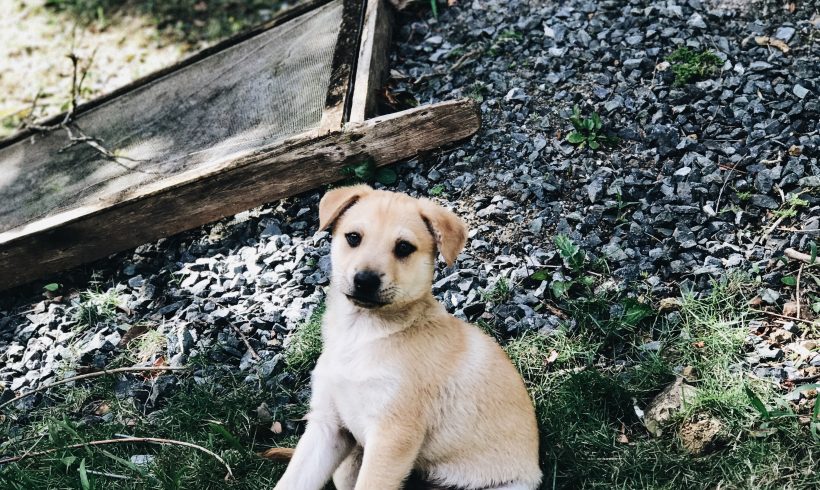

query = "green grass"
[283,305,325,377]
[666,47,722,86]
[0,363,297,489]
[75,288,121,328]
[0,307,328,489]
[480,277,513,304]
[501,274,820,489]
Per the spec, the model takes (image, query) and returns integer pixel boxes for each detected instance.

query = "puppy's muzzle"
[346,270,387,308]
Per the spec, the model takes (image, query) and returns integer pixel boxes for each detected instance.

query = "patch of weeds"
[666,47,722,86]
[566,105,618,150]
[340,158,398,186]
[480,277,513,304]
[0,359,295,489]
[429,184,446,197]
[283,305,325,378]
[774,192,810,219]
[736,190,752,201]
[75,288,120,327]
[497,29,523,42]
[503,273,820,488]
[129,327,166,363]
[467,81,488,102]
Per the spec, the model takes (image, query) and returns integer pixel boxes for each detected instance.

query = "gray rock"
[793,84,810,99]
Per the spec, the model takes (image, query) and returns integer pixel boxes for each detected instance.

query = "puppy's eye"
[394,240,416,258]
[345,232,361,247]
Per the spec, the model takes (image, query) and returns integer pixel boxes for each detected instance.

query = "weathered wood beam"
[0,99,480,290]
[349,0,393,123]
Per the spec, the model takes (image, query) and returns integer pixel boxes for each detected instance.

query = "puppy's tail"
[258,447,296,461]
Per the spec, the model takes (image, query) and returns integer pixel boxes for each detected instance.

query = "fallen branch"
[0,366,188,410]
[230,322,260,360]
[0,437,234,481]
[785,248,817,265]
[750,308,818,324]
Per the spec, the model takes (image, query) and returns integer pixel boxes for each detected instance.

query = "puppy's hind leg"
[333,444,363,490]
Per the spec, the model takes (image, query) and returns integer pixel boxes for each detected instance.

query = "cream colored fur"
[273,185,541,490]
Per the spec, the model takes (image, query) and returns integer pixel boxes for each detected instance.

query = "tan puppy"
[273,185,541,490]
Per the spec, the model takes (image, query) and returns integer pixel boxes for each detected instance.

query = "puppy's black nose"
[354,270,381,294]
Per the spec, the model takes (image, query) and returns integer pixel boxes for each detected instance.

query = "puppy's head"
[319,184,466,310]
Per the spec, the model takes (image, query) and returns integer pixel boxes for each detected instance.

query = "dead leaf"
[748,296,763,306]
[789,145,802,157]
[659,298,682,312]
[693,341,705,349]
[546,350,559,365]
[783,302,799,317]
[682,366,695,379]
[448,0,458,5]
[785,2,796,13]
[271,421,283,434]
[617,423,629,444]
[120,323,151,346]
[754,36,790,54]
[94,402,111,416]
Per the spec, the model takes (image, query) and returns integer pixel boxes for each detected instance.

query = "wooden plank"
[0,0,336,150]
[319,0,367,133]
[0,99,480,290]
[0,0,345,237]
[348,0,394,123]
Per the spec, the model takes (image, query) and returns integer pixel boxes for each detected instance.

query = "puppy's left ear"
[319,184,372,232]
[419,200,467,267]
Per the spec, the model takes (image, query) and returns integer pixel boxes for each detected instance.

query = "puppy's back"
[417,316,542,488]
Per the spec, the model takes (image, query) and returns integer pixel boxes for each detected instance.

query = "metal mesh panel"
[0,0,343,233]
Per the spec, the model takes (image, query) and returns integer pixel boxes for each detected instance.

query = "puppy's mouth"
[345,294,389,309]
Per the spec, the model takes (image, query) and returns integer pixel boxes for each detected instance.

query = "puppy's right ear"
[319,184,372,232]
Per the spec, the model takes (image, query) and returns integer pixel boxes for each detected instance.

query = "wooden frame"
[0,0,481,290]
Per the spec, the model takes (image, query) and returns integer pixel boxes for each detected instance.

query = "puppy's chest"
[319,350,402,442]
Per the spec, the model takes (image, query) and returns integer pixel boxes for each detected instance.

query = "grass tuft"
[283,305,325,377]
[666,47,722,86]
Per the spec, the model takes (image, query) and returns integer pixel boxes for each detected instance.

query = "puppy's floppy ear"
[419,199,467,267]
[319,184,372,232]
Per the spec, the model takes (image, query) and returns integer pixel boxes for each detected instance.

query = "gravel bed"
[1,0,819,416]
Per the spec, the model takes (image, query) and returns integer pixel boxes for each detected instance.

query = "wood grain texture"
[319,0,367,133]
[349,0,394,123]
[0,100,481,290]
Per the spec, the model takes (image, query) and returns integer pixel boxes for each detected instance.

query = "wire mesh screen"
[0,0,343,234]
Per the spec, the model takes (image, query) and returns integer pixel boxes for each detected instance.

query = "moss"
[666,47,722,86]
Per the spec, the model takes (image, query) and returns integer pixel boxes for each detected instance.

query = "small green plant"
[340,159,397,186]
[497,30,523,42]
[480,277,513,304]
[736,191,752,201]
[774,192,810,219]
[74,288,120,327]
[429,0,438,18]
[666,47,722,86]
[566,106,617,150]
[43,282,60,292]
[283,305,325,376]
[429,184,446,197]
